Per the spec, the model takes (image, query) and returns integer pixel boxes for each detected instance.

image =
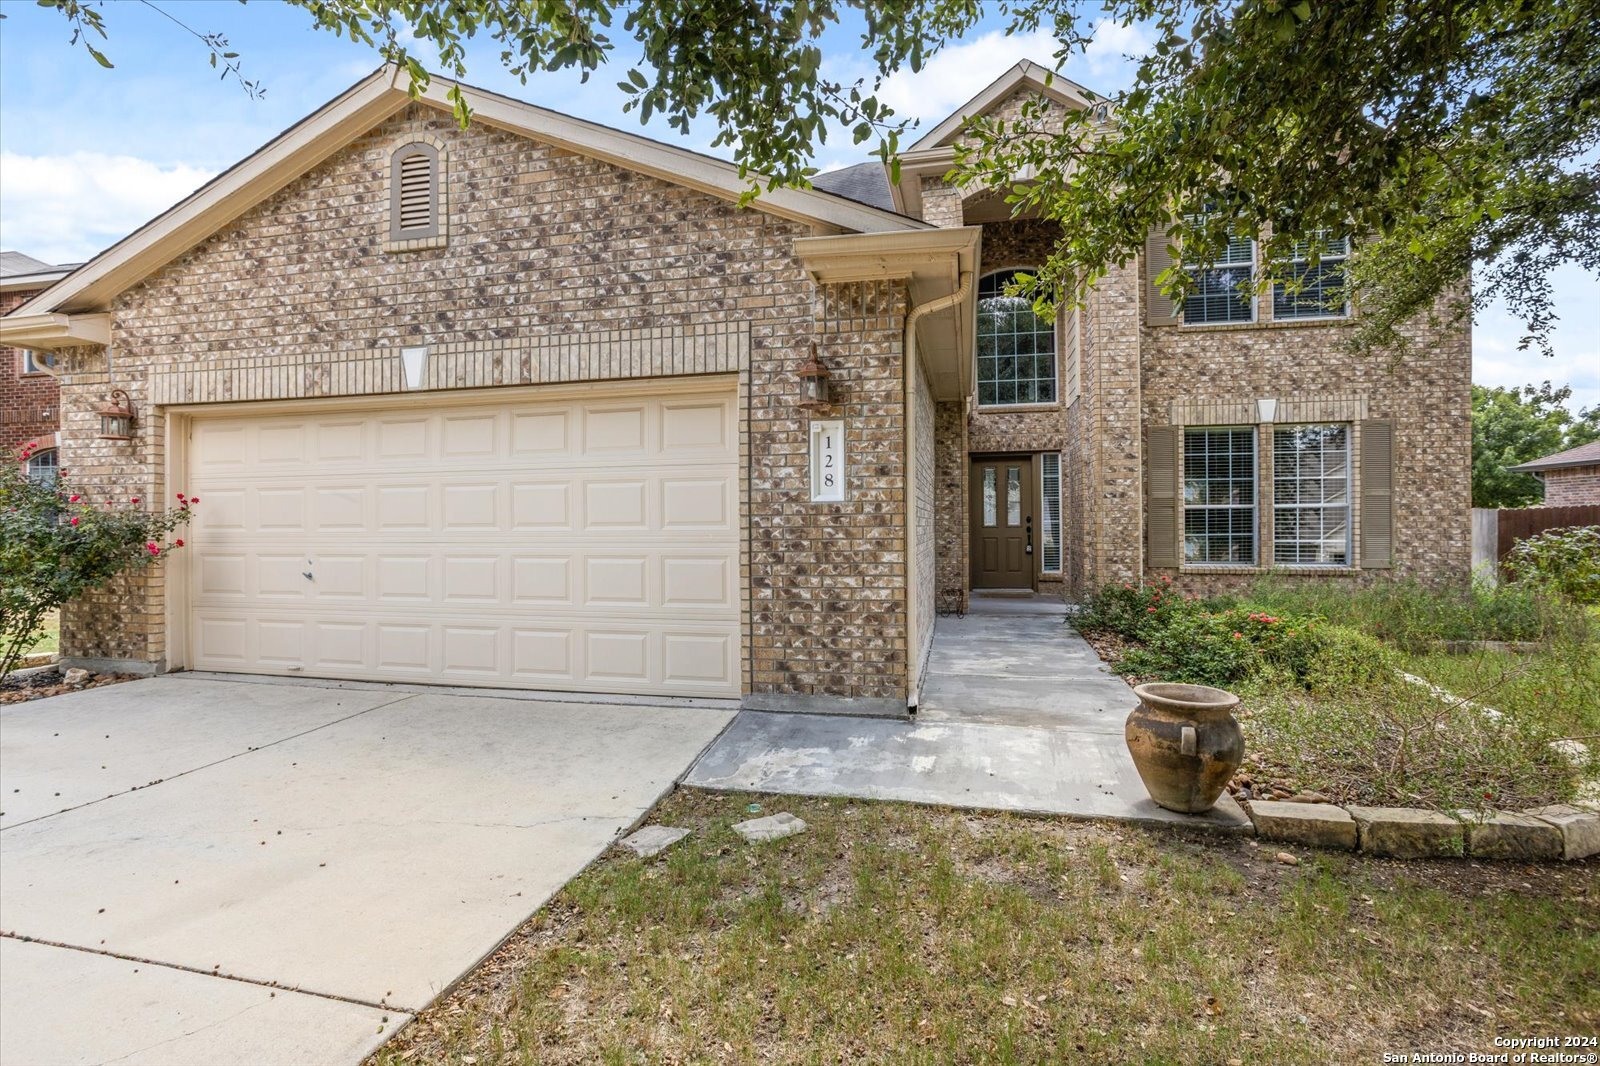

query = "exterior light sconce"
[96,389,137,441]
[797,343,831,411]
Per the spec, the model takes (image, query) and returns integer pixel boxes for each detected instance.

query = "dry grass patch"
[372,791,1597,1065]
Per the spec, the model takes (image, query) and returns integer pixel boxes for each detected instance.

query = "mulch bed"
[1,667,139,705]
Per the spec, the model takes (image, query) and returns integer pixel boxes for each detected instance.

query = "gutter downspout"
[903,268,973,713]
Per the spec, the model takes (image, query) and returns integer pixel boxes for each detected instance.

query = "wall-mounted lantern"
[797,343,831,411]
[96,389,136,441]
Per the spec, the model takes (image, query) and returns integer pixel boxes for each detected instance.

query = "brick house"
[0,62,1470,714]
[1508,440,1600,505]
[2,251,78,480]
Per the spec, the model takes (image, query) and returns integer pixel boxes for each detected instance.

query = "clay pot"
[1125,682,1245,814]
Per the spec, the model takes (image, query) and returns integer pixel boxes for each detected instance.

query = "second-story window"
[1184,234,1256,325]
[1273,234,1350,320]
[389,143,440,241]
[977,269,1057,406]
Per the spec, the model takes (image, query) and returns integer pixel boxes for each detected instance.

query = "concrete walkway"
[0,676,733,1065]
[685,595,1250,831]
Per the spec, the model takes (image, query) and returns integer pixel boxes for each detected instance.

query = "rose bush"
[1,442,195,678]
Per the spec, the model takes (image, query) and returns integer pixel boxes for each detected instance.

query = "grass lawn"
[24,610,58,655]
[372,791,1599,1065]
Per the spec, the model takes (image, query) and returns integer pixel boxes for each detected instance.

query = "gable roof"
[1,251,53,277]
[16,67,927,317]
[0,251,80,295]
[812,161,897,212]
[907,59,1097,151]
[1508,439,1600,473]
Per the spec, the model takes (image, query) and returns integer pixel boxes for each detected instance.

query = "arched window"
[976,270,1057,407]
[389,143,440,241]
[26,448,59,489]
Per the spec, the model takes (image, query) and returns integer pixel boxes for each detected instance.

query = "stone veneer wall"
[2,286,60,450]
[51,102,913,703]
[1139,276,1473,594]
[932,399,968,612]
[1542,465,1600,506]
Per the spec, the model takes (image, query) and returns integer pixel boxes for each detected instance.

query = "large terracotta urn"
[1125,682,1245,814]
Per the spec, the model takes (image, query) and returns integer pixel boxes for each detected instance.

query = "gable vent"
[397,153,433,229]
[389,143,440,242]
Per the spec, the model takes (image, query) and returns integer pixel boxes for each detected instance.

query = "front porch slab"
[682,711,1249,831]
[685,607,1250,832]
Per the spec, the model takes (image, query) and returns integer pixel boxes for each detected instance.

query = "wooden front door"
[970,455,1035,589]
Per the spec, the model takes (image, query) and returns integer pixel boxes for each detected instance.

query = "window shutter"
[1145,226,1179,326]
[1146,425,1180,567]
[1360,419,1394,569]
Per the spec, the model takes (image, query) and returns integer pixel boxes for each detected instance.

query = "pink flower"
[69,517,79,526]
[146,542,160,556]
[1232,632,1243,639]
[1146,607,1158,613]
[69,495,80,503]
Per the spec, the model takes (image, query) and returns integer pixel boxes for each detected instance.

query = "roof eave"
[15,67,929,319]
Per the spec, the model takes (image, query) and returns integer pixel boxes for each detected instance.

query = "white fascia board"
[908,60,1096,151]
[0,270,74,293]
[0,312,112,349]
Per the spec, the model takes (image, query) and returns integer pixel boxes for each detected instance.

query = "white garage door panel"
[186,388,739,697]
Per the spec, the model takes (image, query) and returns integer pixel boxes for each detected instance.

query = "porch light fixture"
[797,343,831,411]
[96,389,136,441]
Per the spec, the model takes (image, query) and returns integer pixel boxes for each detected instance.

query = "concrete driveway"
[0,675,734,1065]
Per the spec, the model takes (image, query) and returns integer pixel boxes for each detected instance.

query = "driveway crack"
[0,693,421,832]
[1,931,414,1013]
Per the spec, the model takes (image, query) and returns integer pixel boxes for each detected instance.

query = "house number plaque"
[809,418,845,502]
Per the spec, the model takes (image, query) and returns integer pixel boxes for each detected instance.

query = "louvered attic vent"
[389,144,440,242]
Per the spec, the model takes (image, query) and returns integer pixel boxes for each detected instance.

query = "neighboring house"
[1507,440,1600,505]
[0,62,1470,714]
[2,251,78,482]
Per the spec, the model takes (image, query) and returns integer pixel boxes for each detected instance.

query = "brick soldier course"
[3,60,1473,715]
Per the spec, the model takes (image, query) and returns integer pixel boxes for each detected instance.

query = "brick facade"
[1541,465,1600,506]
[2,286,61,451]
[45,104,914,707]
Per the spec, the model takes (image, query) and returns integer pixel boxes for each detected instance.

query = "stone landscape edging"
[1239,797,1599,862]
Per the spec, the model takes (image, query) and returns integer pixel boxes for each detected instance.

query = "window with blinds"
[389,144,440,241]
[1040,452,1063,573]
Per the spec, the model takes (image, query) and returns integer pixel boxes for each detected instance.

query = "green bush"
[1505,525,1600,605]
[1,443,194,678]
[1080,580,1392,690]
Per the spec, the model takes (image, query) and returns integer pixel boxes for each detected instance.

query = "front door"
[970,455,1034,589]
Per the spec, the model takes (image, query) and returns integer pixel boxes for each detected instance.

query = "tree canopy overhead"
[30,0,1600,355]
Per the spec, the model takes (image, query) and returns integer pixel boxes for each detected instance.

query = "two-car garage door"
[183,382,740,697]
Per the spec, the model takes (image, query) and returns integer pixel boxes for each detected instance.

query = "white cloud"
[878,29,1066,123]
[1080,18,1155,77]
[0,152,215,263]
[876,20,1151,129]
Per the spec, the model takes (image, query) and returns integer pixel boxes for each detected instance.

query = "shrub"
[1081,581,1393,690]
[1505,525,1600,605]
[1,443,194,678]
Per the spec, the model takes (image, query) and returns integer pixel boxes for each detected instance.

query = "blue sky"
[1,0,1594,409]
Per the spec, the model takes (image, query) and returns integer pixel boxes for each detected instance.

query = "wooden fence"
[1472,505,1600,576]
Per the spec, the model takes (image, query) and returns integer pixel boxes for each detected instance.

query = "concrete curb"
[1239,797,1599,862]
